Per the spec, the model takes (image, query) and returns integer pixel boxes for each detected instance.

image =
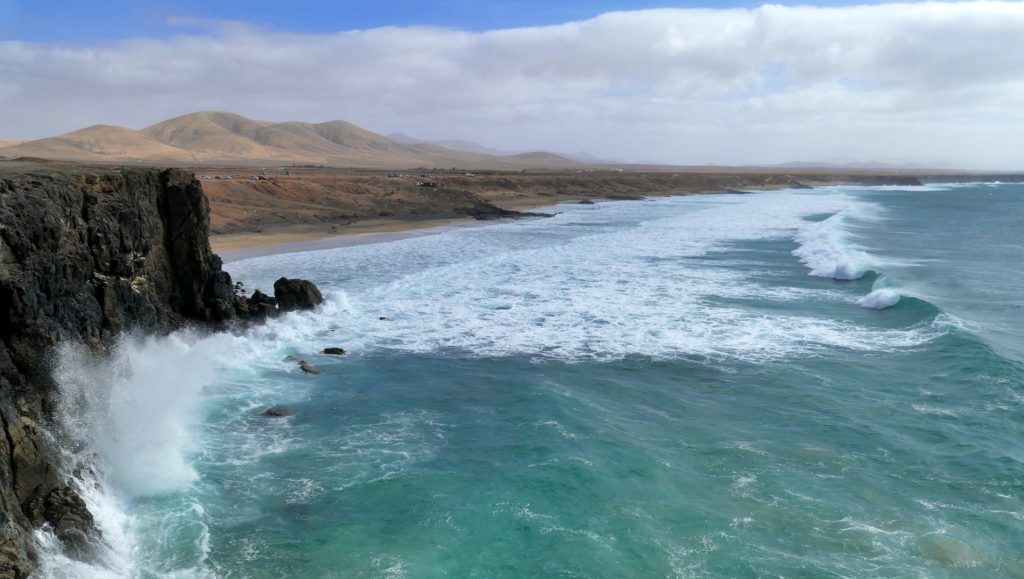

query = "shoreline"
[212,193,606,261]
[215,217,481,262]
[208,170,949,261]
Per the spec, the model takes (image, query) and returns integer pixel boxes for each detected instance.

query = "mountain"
[0,112,583,169]
[768,160,953,170]
[389,132,612,164]
[0,125,200,162]
[389,133,509,156]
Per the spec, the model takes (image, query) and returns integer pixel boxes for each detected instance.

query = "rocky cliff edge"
[0,165,306,576]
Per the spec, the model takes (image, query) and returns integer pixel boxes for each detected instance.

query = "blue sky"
[3,0,887,41]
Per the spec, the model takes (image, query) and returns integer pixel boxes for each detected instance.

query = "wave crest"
[792,209,879,280]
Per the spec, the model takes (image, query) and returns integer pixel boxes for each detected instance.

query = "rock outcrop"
[0,165,320,576]
[274,277,323,312]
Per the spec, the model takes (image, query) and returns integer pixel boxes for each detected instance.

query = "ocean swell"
[789,202,920,311]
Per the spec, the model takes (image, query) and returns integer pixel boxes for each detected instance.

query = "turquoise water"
[43,184,1024,577]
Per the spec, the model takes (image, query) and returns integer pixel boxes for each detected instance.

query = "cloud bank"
[1,2,1022,168]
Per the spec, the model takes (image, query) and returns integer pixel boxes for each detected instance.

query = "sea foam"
[232,189,943,363]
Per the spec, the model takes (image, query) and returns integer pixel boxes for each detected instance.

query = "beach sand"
[213,216,488,261]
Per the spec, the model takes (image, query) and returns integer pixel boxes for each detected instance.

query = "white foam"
[229,190,945,364]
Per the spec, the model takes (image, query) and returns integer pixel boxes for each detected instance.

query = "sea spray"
[53,332,227,496]
[37,330,255,577]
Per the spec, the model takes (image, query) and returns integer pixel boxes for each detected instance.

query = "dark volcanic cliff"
[0,166,272,576]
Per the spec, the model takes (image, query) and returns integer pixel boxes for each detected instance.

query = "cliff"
[0,165,280,576]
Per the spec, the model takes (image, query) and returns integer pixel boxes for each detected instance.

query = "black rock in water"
[274,277,324,311]
[323,347,347,356]
[248,289,279,319]
[298,361,321,375]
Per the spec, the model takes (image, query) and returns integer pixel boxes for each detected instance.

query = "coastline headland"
[0,165,319,576]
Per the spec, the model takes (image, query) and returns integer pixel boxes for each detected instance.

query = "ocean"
[40,183,1024,577]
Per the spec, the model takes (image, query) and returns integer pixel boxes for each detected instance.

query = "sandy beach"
[214,216,482,261]
[211,191,616,260]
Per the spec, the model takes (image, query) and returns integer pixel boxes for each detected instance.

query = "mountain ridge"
[0,112,582,169]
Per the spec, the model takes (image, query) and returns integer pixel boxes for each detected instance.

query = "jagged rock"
[262,408,294,417]
[322,347,347,356]
[247,289,278,319]
[298,361,321,375]
[43,486,95,560]
[273,277,323,312]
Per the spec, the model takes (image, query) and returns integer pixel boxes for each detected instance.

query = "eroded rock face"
[274,277,323,312]
[0,165,319,576]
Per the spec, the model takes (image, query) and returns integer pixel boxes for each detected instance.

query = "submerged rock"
[918,534,984,567]
[298,361,321,375]
[322,347,347,356]
[262,408,295,417]
[274,277,323,312]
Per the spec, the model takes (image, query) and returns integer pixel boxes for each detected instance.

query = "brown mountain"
[0,125,200,162]
[0,112,582,169]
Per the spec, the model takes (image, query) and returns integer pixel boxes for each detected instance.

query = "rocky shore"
[0,165,319,576]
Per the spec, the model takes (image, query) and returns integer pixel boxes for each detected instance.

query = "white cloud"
[1,2,1022,168]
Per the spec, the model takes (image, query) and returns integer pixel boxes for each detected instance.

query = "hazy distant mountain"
[0,112,583,169]
[389,133,508,156]
[768,160,952,170]
[389,133,615,165]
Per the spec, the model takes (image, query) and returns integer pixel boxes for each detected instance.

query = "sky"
[1,0,1022,168]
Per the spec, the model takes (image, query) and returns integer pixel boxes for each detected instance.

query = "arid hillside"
[0,111,582,169]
